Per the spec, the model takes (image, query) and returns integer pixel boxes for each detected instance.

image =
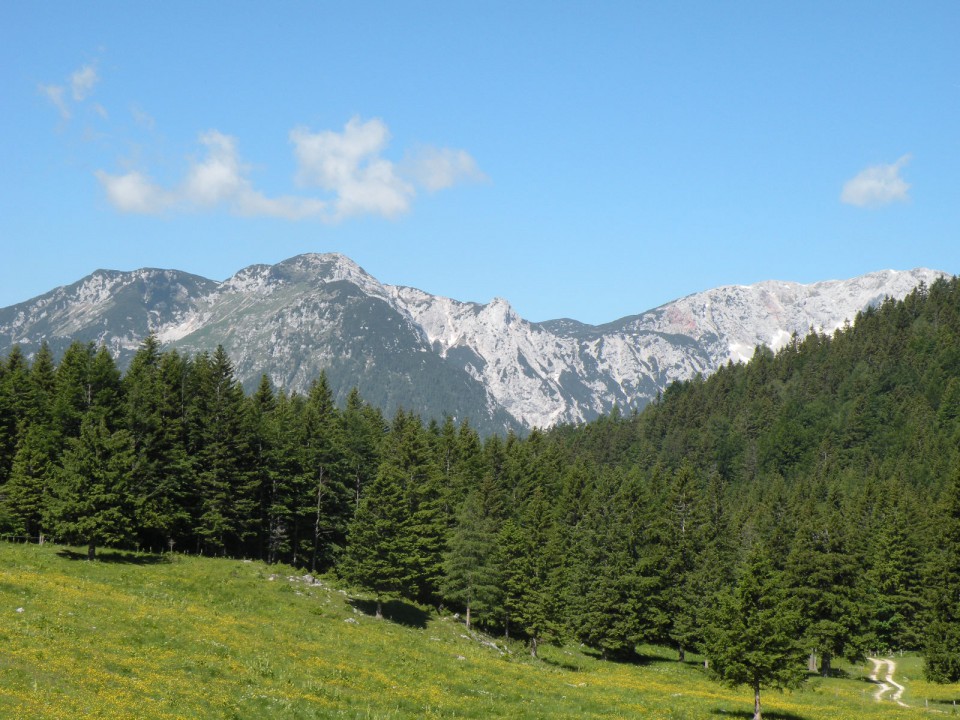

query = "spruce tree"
[342,440,416,618]
[924,468,960,682]
[298,373,349,571]
[441,481,502,630]
[704,542,806,720]
[45,414,136,560]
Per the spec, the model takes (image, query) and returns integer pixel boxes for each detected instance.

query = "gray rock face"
[0,254,945,433]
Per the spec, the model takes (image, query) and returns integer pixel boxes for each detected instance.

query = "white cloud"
[95,117,484,222]
[94,170,173,214]
[183,131,246,207]
[841,155,912,207]
[96,130,328,220]
[291,117,414,219]
[39,84,69,119]
[403,146,487,192]
[70,64,98,101]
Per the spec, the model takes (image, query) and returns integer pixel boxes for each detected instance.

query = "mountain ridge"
[0,253,947,433]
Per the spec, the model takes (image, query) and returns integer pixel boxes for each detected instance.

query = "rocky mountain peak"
[0,258,949,434]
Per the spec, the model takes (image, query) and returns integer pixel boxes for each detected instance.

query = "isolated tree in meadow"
[704,542,806,720]
[45,414,136,560]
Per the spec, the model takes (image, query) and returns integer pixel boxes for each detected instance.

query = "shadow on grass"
[930,698,960,708]
[349,598,430,629]
[711,710,807,720]
[541,655,587,671]
[57,549,171,565]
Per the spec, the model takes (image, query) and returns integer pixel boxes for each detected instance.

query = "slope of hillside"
[0,542,940,719]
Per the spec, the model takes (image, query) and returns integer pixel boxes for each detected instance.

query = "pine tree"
[924,468,960,682]
[125,341,190,552]
[186,347,256,555]
[342,443,417,618]
[863,481,923,653]
[785,491,866,676]
[441,480,502,630]
[298,373,349,571]
[341,387,384,513]
[45,414,136,560]
[704,542,806,720]
[2,422,59,538]
[655,462,705,661]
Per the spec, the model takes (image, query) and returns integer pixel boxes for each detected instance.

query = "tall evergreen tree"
[704,542,806,720]
[441,479,502,630]
[924,468,960,682]
[298,373,349,571]
[186,347,256,555]
[785,490,866,676]
[45,414,136,560]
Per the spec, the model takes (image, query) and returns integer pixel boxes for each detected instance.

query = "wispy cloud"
[841,155,912,208]
[70,64,99,101]
[39,84,70,119]
[402,146,487,192]
[96,131,328,219]
[96,116,484,222]
[39,62,101,120]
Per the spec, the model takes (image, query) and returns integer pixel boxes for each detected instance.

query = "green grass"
[0,542,952,719]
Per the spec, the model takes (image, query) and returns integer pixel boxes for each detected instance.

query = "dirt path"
[868,657,907,707]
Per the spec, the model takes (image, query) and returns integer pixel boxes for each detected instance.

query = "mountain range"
[0,254,946,434]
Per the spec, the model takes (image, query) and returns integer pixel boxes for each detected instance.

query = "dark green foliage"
[924,469,960,682]
[186,347,257,555]
[704,543,806,720]
[44,414,137,560]
[441,483,502,629]
[5,274,960,689]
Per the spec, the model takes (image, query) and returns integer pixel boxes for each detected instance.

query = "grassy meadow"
[1,541,956,719]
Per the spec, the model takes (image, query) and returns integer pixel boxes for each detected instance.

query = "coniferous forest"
[4,276,960,707]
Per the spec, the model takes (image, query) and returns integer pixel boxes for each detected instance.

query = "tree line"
[3,277,960,717]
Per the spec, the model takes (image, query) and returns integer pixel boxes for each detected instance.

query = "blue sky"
[2,2,957,324]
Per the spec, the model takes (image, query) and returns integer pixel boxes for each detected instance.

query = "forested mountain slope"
[0,253,943,433]
[4,276,960,704]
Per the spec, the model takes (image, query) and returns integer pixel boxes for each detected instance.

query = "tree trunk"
[821,652,832,677]
[678,646,686,663]
[376,598,383,619]
[465,602,472,631]
[754,685,762,720]
[530,636,538,658]
[311,468,325,573]
[87,542,96,561]
[807,652,817,673]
